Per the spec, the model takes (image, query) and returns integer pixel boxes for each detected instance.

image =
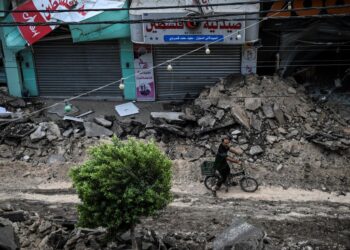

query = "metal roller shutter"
[153,45,241,100]
[33,39,122,98]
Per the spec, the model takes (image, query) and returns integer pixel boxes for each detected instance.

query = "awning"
[11,0,126,45]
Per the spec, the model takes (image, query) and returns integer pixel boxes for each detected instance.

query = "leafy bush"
[69,137,172,234]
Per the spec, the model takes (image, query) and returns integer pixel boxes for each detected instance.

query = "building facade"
[1,0,261,101]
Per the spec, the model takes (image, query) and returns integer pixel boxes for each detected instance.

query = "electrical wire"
[1,13,350,27]
[0,4,349,26]
[2,0,277,13]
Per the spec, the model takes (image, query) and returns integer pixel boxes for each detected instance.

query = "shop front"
[1,0,134,99]
[130,0,260,100]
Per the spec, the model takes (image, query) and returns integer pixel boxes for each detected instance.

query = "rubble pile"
[0,75,349,190]
[148,75,350,191]
[0,206,210,250]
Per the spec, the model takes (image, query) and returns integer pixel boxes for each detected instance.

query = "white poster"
[133,44,156,101]
[241,45,257,75]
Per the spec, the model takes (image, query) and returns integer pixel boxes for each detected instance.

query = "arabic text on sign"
[164,35,224,42]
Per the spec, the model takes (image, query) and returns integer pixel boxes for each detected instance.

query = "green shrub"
[69,137,172,235]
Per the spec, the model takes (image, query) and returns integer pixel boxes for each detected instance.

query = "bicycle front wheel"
[240,177,258,192]
[204,176,220,190]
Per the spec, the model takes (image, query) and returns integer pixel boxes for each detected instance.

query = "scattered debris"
[213,218,265,250]
[115,102,139,117]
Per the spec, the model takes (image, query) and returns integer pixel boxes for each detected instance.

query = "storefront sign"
[241,45,257,75]
[143,13,245,44]
[12,0,125,45]
[164,35,224,42]
[133,44,156,101]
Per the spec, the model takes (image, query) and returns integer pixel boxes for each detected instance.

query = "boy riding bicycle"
[212,137,242,197]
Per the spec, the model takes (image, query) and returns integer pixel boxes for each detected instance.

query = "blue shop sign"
[164,35,224,42]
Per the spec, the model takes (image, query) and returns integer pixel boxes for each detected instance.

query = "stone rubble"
[0,74,349,190]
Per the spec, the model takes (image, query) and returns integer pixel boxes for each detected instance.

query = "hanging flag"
[12,0,125,45]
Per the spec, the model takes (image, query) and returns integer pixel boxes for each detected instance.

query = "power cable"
[1,4,350,26]
[1,0,278,13]
[1,12,350,27]
[0,12,278,127]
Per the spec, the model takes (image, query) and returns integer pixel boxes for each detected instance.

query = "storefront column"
[119,38,136,100]
[0,29,23,97]
[19,48,38,96]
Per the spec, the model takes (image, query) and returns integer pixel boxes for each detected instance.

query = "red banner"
[12,0,55,45]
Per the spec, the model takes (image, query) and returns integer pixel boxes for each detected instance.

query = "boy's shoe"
[224,186,229,192]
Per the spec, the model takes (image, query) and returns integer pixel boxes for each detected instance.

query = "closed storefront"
[33,39,122,98]
[153,44,241,100]
[130,0,260,101]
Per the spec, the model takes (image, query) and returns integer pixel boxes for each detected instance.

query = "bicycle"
[201,161,259,193]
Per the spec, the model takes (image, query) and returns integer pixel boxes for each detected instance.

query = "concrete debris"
[197,115,216,128]
[30,126,46,142]
[213,218,265,250]
[94,117,112,128]
[273,103,285,124]
[0,74,349,193]
[262,104,275,118]
[215,109,225,120]
[194,98,212,110]
[63,116,84,123]
[249,146,264,156]
[2,210,210,250]
[245,98,261,111]
[231,106,250,130]
[84,122,113,138]
[217,98,232,110]
[287,87,297,94]
[0,217,19,250]
[151,112,185,124]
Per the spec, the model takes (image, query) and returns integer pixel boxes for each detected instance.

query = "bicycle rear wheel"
[204,176,220,190]
[240,177,258,192]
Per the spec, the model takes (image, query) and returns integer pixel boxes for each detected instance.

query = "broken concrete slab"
[231,106,250,130]
[273,103,285,124]
[63,128,73,137]
[151,112,185,124]
[0,218,19,250]
[213,218,265,250]
[84,122,113,138]
[288,87,297,94]
[245,98,261,111]
[217,98,232,110]
[249,146,264,156]
[215,109,225,120]
[197,115,216,128]
[250,114,262,131]
[46,122,61,141]
[194,98,212,110]
[266,135,278,144]
[63,116,84,123]
[30,126,46,142]
[262,104,275,118]
[94,117,112,128]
